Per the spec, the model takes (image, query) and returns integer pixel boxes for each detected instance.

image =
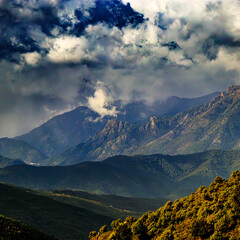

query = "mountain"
[16,92,218,159]
[1,150,240,199]
[0,155,25,168]
[92,171,240,240]
[16,107,110,157]
[51,86,239,165]
[114,92,219,123]
[0,183,112,240]
[140,85,240,155]
[0,215,56,240]
[0,138,46,164]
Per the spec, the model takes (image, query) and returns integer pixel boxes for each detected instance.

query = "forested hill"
[91,171,240,240]
[0,215,56,240]
[1,150,240,199]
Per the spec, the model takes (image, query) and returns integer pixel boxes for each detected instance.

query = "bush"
[89,231,97,239]
[99,225,108,234]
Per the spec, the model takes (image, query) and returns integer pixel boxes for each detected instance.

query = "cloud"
[0,0,240,137]
[46,35,89,63]
[88,82,118,117]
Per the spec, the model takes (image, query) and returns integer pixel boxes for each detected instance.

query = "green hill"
[0,183,112,240]
[92,171,240,240]
[49,86,240,166]
[0,215,56,240]
[0,138,46,164]
[1,150,240,199]
[44,189,166,219]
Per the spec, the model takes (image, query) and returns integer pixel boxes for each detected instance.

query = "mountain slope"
[0,155,25,168]
[0,138,46,164]
[47,116,172,165]
[15,107,110,157]
[16,92,218,159]
[0,215,56,240]
[43,189,166,219]
[141,85,240,155]
[0,183,112,240]
[1,150,240,199]
[51,86,240,165]
[92,171,240,240]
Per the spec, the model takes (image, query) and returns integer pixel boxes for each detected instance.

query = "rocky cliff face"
[140,85,240,155]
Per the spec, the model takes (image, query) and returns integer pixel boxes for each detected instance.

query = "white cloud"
[23,52,41,66]
[88,83,118,117]
[47,36,89,63]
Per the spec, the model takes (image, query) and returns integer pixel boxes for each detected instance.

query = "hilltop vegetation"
[91,171,240,240]
[0,215,56,240]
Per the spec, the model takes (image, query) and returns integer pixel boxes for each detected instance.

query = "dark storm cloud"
[203,34,240,60]
[72,0,145,36]
[0,0,145,61]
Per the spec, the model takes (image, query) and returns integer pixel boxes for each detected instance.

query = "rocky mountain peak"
[101,119,132,136]
[144,116,159,134]
[209,85,240,106]
[220,85,240,97]
[226,85,240,95]
[149,116,158,128]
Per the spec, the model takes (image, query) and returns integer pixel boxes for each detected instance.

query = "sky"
[0,0,240,137]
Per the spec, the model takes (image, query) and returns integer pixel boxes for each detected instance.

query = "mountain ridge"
[50,86,240,165]
[15,92,219,158]
[1,149,240,199]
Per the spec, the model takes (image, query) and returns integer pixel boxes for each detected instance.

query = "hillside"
[0,215,56,240]
[91,171,240,240]
[0,138,46,164]
[0,155,25,168]
[1,150,240,198]
[0,183,112,240]
[16,93,218,159]
[45,189,166,219]
[50,86,240,165]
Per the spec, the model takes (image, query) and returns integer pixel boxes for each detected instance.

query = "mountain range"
[15,92,218,159]
[0,86,240,239]
[49,86,240,165]
[1,149,240,199]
